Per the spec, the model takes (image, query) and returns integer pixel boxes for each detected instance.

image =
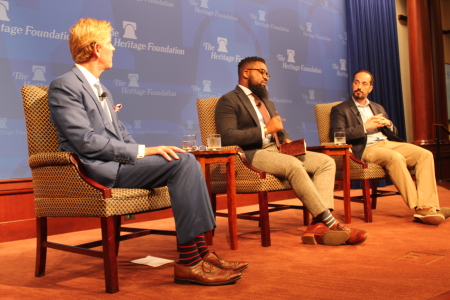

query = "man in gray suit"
[331,70,450,225]
[48,18,247,286]
[215,56,367,246]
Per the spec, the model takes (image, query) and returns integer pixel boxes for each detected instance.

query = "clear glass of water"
[334,131,346,145]
[206,134,222,151]
[182,134,197,151]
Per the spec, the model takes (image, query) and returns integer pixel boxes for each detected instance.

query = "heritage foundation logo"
[202,80,211,92]
[203,37,242,63]
[332,59,348,77]
[287,49,295,63]
[200,0,208,8]
[258,10,266,21]
[123,21,137,39]
[0,0,9,21]
[128,74,139,87]
[32,66,46,81]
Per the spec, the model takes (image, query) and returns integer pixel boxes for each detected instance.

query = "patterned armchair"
[314,101,390,222]
[21,86,176,294]
[196,97,309,248]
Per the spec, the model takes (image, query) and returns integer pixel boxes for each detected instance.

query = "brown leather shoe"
[174,260,242,286]
[341,224,368,245]
[203,252,249,272]
[301,222,349,246]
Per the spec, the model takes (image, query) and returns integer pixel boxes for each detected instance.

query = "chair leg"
[362,180,373,222]
[35,217,47,277]
[101,217,119,294]
[114,216,121,256]
[258,191,271,247]
[302,209,310,225]
[371,180,378,209]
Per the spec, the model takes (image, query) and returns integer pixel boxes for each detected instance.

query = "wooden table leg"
[226,155,238,250]
[343,149,351,224]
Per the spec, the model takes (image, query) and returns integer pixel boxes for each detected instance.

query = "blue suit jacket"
[48,66,139,187]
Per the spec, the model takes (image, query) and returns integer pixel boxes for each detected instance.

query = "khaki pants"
[362,141,439,210]
[252,143,336,217]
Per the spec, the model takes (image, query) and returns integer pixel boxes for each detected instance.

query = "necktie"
[94,81,112,122]
[252,93,280,148]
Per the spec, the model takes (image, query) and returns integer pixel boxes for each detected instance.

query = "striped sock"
[178,239,202,266]
[195,235,211,258]
[320,209,337,229]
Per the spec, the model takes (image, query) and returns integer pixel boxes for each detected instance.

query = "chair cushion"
[35,186,171,217]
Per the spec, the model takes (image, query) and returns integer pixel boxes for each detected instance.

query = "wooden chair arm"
[349,152,369,169]
[224,145,266,179]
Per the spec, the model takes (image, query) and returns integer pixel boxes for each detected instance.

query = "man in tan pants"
[331,70,450,225]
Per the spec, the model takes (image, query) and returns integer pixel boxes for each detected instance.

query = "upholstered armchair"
[314,101,391,222]
[21,86,176,293]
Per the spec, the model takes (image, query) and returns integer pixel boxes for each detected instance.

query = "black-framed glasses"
[247,69,270,79]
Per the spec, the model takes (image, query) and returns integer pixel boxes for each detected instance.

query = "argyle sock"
[195,235,211,258]
[319,209,337,228]
[178,239,202,266]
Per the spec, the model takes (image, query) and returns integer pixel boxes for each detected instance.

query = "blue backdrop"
[0,0,348,179]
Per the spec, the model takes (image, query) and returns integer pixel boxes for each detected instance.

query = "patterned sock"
[320,209,337,229]
[195,235,211,258]
[178,239,202,266]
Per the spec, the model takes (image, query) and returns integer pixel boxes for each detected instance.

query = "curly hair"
[69,18,112,64]
[237,56,266,76]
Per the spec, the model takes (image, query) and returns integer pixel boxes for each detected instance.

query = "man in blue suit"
[48,18,247,286]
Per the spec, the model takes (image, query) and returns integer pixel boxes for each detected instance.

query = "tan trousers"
[361,141,439,210]
[252,143,336,217]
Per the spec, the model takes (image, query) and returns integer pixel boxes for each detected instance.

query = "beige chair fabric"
[21,85,174,293]
[196,97,309,247]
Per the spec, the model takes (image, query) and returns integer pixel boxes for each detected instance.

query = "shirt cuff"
[137,144,145,158]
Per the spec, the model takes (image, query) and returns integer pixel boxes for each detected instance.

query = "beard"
[352,89,365,100]
[248,80,268,100]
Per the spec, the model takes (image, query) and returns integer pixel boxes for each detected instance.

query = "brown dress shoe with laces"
[203,252,249,272]
[342,224,368,245]
[301,221,350,246]
[302,222,368,246]
[174,260,242,286]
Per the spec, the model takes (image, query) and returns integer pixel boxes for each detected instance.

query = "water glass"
[206,134,222,151]
[182,134,197,151]
[334,131,346,145]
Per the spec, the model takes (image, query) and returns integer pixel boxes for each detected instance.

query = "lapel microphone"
[100,92,107,100]
[256,102,261,107]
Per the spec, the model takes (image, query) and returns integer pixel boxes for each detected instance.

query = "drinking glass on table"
[334,131,346,145]
[182,135,197,152]
[206,134,222,151]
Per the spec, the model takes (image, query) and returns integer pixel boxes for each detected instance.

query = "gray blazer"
[48,66,139,187]
[330,98,404,160]
[215,85,289,164]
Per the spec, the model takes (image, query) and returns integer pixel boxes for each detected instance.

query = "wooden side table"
[191,149,239,250]
[307,144,353,224]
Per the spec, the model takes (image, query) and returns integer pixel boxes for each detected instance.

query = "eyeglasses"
[247,69,270,79]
